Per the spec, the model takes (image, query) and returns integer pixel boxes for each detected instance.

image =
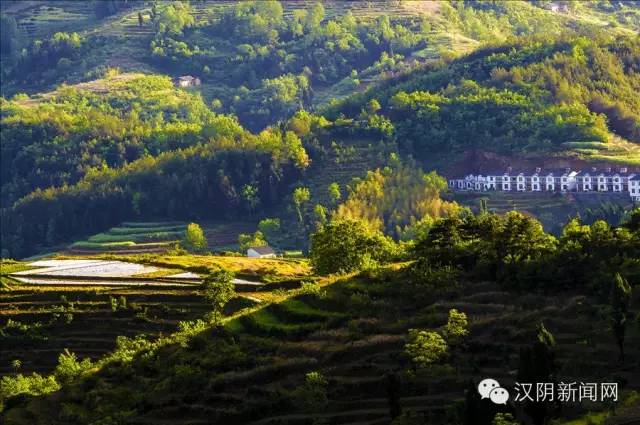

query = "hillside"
[1,3,639,259]
[1,209,639,424]
[3,1,638,130]
[326,34,640,171]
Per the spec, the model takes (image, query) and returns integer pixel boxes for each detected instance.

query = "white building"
[597,173,608,191]
[629,175,640,202]
[501,171,511,191]
[611,173,623,192]
[560,169,578,192]
[448,167,637,201]
[247,246,276,258]
[173,75,201,88]
[544,173,555,191]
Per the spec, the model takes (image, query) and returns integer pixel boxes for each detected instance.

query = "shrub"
[294,371,328,410]
[405,329,448,368]
[54,349,92,385]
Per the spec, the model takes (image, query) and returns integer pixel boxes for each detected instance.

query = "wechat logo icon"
[478,378,510,405]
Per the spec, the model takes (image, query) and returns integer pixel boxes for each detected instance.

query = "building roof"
[453,167,636,179]
[248,245,275,255]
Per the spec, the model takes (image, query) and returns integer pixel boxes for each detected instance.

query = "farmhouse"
[448,167,639,201]
[173,75,201,88]
[247,245,276,258]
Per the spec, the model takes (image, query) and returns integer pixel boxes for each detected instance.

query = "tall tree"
[201,269,235,325]
[292,186,311,224]
[183,223,208,253]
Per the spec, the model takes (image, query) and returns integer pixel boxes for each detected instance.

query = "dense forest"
[330,35,640,159]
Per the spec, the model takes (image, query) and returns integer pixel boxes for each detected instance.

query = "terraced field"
[67,222,187,255]
[0,283,207,376]
[111,273,640,424]
[2,254,639,424]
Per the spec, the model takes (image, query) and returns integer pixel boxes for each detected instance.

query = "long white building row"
[448,167,640,202]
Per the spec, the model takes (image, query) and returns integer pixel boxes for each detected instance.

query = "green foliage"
[201,269,236,324]
[154,1,194,36]
[1,74,243,206]
[412,211,560,289]
[492,413,518,425]
[327,182,341,206]
[294,371,328,410]
[3,123,309,257]
[310,218,396,275]
[443,309,469,345]
[335,35,640,160]
[334,164,459,239]
[182,223,208,253]
[0,373,60,410]
[0,15,20,57]
[292,186,311,224]
[54,349,93,385]
[258,218,281,243]
[404,329,448,368]
[238,231,268,252]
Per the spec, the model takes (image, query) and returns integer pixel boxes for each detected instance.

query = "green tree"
[241,184,261,214]
[183,223,208,253]
[610,273,632,362]
[292,186,311,224]
[327,182,341,206]
[313,204,327,227]
[310,218,394,275]
[201,269,235,325]
[54,349,92,385]
[295,371,328,410]
[443,308,469,346]
[11,359,21,373]
[155,1,194,35]
[404,329,448,369]
[238,231,267,251]
[258,218,280,243]
[366,99,381,115]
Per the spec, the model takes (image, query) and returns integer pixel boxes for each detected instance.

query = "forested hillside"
[329,34,640,164]
[2,1,640,258]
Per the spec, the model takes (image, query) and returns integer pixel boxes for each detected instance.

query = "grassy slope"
[1,262,638,424]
